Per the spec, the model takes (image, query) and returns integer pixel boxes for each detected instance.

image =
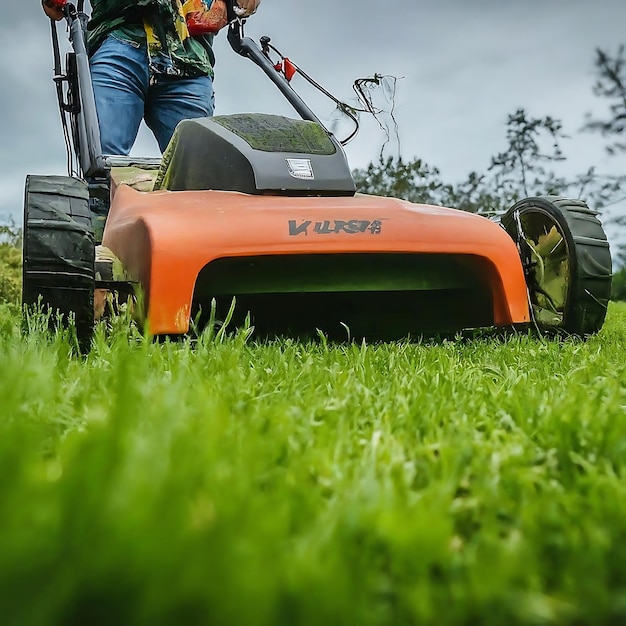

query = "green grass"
[1,303,626,625]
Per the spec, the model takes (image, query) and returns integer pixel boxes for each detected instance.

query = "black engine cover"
[153,113,356,196]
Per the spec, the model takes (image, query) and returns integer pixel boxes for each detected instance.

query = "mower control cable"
[227,11,365,146]
[257,36,361,145]
[243,31,394,147]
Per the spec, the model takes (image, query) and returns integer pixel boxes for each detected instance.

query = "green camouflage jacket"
[87,0,216,77]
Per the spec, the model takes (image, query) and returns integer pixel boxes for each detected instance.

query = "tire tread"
[22,175,95,351]
[501,195,612,336]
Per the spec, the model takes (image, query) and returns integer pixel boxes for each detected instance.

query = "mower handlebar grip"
[225,0,239,23]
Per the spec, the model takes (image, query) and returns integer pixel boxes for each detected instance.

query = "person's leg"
[89,36,150,156]
[144,75,215,152]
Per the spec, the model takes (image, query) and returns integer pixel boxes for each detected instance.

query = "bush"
[0,225,21,304]
[612,267,626,301]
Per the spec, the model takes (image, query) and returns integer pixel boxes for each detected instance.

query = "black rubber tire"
[22,175,95,352]
[501,196,612,336]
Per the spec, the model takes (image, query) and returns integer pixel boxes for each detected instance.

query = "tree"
[581,46,626,232]
[353,109,573,215]
[352,156,446,207]
[487,109,569,202]
[584,46,626,155]
[354,46,626,223]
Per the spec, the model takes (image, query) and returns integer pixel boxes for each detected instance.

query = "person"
[42,0,261,155]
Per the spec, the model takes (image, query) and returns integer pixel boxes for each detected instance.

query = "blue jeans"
[90,35,215,155]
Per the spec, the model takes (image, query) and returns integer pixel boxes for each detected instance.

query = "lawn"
[0,302,625,625]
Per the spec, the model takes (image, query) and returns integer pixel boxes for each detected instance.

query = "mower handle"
[226,19,324,127]
[54,1,106,177]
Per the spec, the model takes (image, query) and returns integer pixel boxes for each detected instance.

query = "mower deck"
[102,184,531,338]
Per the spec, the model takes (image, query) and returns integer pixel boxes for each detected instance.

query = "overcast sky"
[1,1,624,244]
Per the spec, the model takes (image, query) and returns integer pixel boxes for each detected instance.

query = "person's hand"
[234,0,261,18]
[42,0,66,21]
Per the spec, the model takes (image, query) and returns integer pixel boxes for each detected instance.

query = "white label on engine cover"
[286,158,314,180]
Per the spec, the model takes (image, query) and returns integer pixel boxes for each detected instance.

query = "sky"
[1,0,624,245]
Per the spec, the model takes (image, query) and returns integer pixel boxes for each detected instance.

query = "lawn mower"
[23,1,613,348]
